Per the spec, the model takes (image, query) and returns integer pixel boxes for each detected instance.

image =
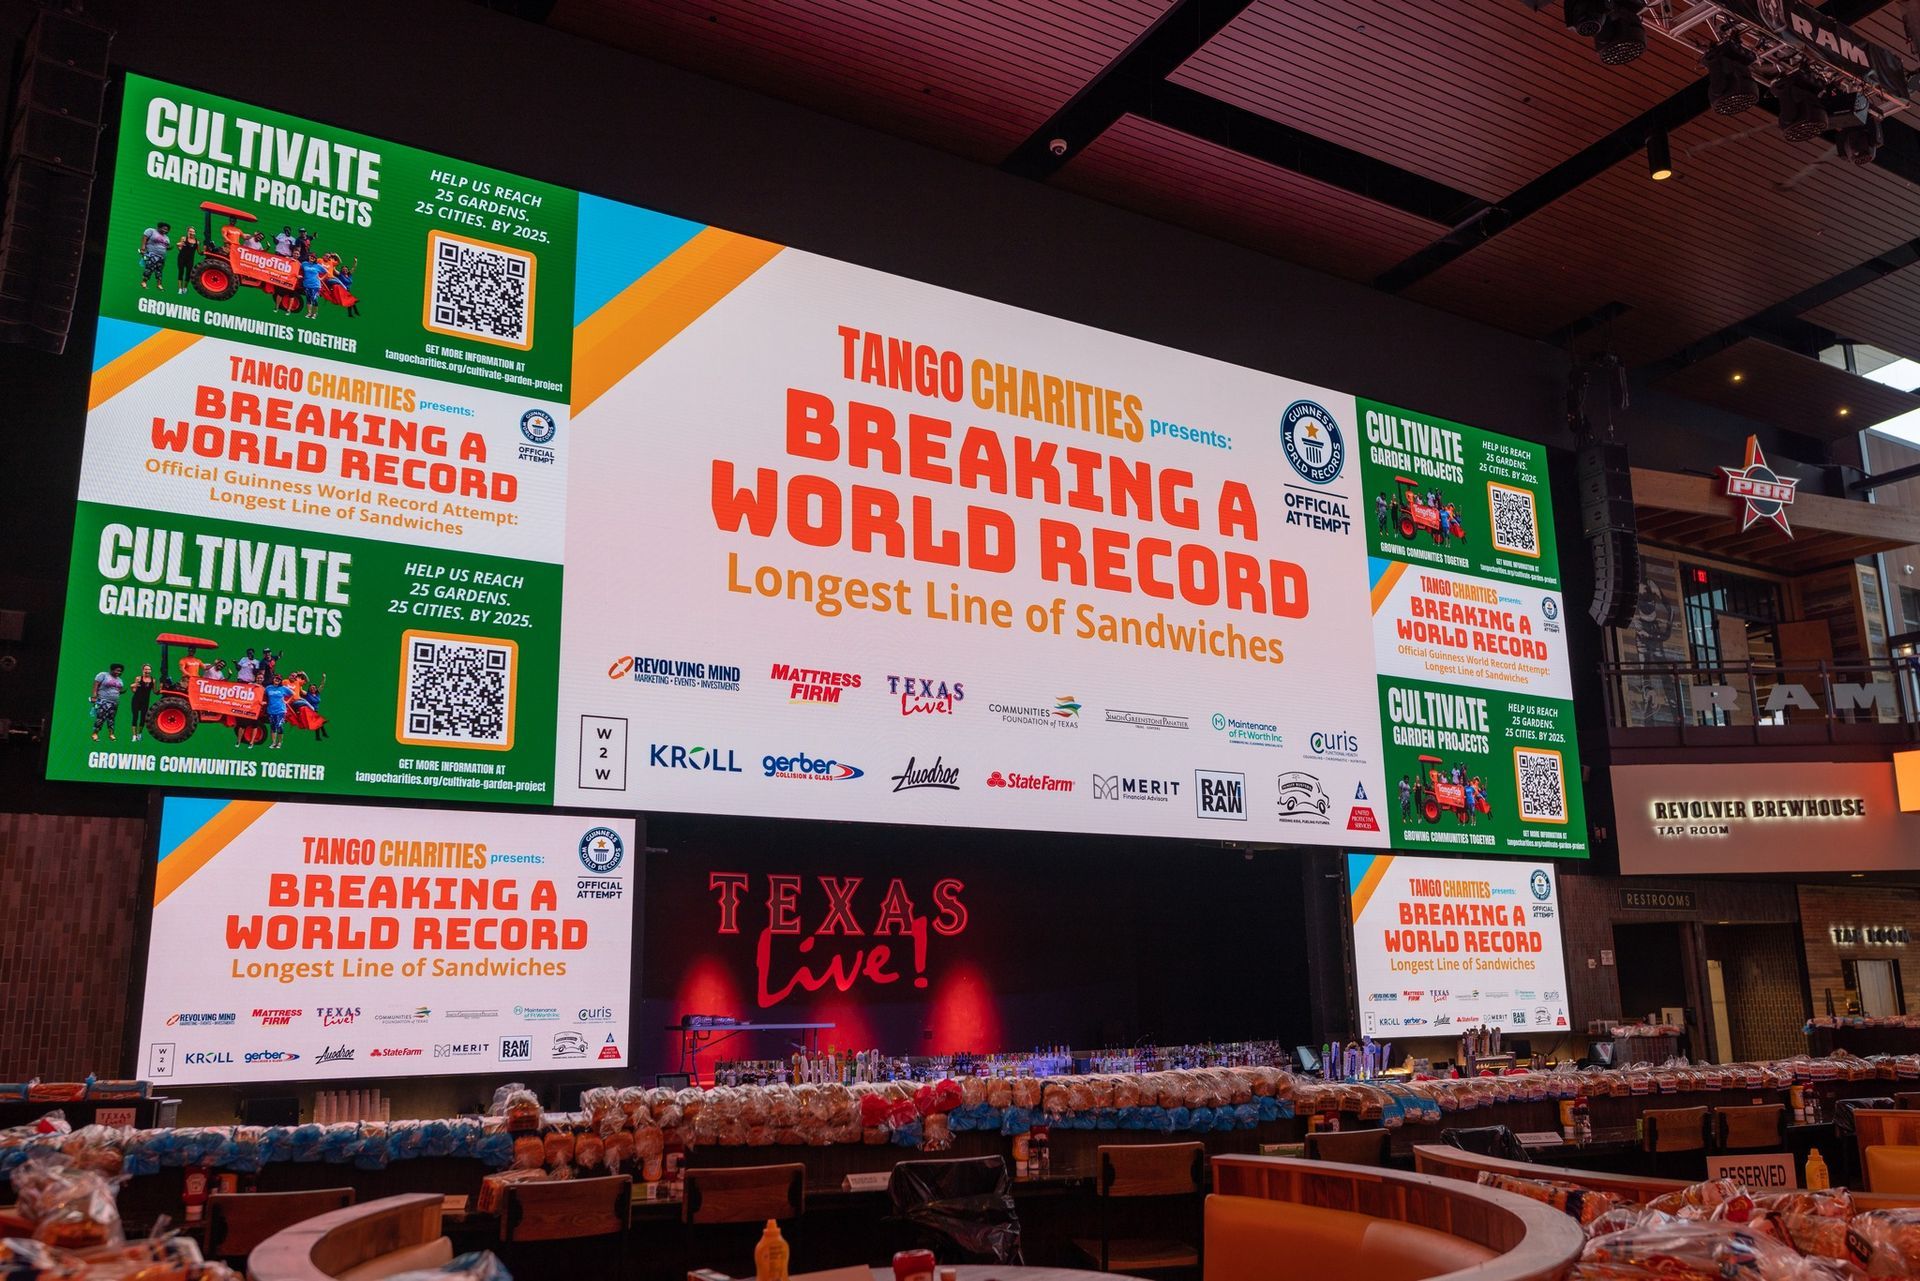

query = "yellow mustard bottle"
[755,1218,790,1281]
[1806,1148,1830,1191]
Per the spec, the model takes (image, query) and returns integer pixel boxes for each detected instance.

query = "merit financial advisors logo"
[1092,774,1180,802]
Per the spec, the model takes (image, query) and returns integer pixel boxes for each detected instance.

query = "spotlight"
[1774,74,1828,142]
[1647,128,1673,179]
[1835,114,1883,164]
[1565,0,1607,37]
[1703,41,1759,114]
[1595,2,1647,63]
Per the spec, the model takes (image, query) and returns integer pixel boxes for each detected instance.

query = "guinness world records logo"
[1281,400,1345,484]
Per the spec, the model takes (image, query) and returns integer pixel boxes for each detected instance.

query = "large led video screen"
[1347,853,1571,1039]
[136,797,634,1085]
[53,75,1585,854]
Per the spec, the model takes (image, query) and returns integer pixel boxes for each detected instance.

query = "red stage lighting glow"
[928,964,1002,1054]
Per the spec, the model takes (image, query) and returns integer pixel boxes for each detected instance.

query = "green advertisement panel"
[1379,674,1587,856]
[1357,398,1563,592]
[104,75,576,399]
[52,501,561,802]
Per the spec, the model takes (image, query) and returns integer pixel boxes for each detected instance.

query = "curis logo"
[986,770,1074,793]
[1308,730,1361,758]
[609,655,741,692]
[649,744,744,772]
[771,663,861,704]
[888,674,965,716]
[578,1007,614,1023]
[892,755,960,791]
[709,871,968,1008]
[763,752,864,782]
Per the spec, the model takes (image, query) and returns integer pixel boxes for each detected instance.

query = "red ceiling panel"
[1807,267,1920,365]
[1402,103,1920,363]
[546,0,1171,163]
[1051,113,1445,283]
[1170,0,1704,202]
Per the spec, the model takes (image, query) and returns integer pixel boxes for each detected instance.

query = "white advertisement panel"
[137,797,633,1085]
[1346,853,1570,1038]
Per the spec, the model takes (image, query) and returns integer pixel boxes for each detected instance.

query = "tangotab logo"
[892,755,960,791]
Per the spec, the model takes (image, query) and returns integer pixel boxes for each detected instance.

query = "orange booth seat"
[1204,1156,1584,1281]
[1867,1146,1920,1195]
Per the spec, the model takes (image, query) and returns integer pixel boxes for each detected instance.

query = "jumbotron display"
[53,75,1585,854]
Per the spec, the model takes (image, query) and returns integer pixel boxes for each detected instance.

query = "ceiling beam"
[1376,0,1899,295]
[1641,234,1920,380]
[1001,0,1259,180]
[1139,81,1488,225]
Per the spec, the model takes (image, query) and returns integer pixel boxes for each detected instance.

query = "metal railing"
[1601,657,1920,740]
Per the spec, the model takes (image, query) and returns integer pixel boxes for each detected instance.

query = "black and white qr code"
[1514,748,1566,823]
[398,631,517,750]
[1488,482,1540,558]
[424,232,535,350]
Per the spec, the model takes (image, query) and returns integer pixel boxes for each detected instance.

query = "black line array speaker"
[0,8,112,355]
[1578,441,1640,630]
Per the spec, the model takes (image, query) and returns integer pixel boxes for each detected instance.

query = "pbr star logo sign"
[1720,435,1798,537]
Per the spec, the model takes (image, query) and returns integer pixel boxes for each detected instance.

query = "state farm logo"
[1092,774,1180,802]
[892,755,960,791]
[369,1047,423,1058]
[315,1006,360,1028]
[771,663,860,705]
[888,674,964,715]
[252,1008,301,1026]
[988,697,1082,729]
[985,770,1074,793]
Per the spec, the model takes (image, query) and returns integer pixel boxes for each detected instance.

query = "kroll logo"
[649,744,744,772]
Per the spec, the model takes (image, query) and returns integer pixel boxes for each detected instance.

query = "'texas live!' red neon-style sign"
[708,873,968,1007]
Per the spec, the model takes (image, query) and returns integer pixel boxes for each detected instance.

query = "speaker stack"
[0,8,112,354]
[1578,441,1641,629]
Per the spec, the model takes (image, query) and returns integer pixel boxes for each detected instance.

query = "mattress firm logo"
[1649,795,1867,838]
[770,663,860,705]
[608,655,741,692]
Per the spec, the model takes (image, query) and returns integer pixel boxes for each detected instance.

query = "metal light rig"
[1567,0,1920,161]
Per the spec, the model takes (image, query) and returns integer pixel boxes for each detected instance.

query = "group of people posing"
[138,219,361,320]
[89,646,329,750]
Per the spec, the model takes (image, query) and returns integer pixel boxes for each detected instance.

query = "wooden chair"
[1895,1092,1920,1110]
[1714,1104,1786,1153]
[205,1187,354,1264]
[1304,1127,1392,1167]
[682,1163,806,1225]
[1850,1109,1920,1190]
[1074,1141,1206,1275]
[499,1174,632,1242]
[1643,1107,1710,1180]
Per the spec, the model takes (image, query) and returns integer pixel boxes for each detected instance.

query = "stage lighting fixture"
[1647,128,1673,179]
[1774,74,1828,142]
[1835,113,1883,164]
[1595,3,1647,64]
[1703,41,1759,114]
[1565,0,1607,37]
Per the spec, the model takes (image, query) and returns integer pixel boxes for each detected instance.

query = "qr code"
[424,231,535,350]
[1488,482,1540,558]
[1514,748,1567,823]
[398,630,518,751]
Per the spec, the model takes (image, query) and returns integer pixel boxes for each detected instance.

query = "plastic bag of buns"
[921,1111,952,1152]
[1110,1077,1141,1110]
[0,1238,85,1280]
[1847,1207,1920,1275]
[541,1127,575,1171]
[500,1089,542,1134]
[1085,1077,1114,1110]
[1011,1077,1042,1110]
[1041,1082,1070,1117]
[985,1078,1014,1110]
[959,1077,989,1108]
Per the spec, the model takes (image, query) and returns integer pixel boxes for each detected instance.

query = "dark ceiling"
[495,0,1920,455]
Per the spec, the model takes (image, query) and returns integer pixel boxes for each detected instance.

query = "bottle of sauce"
[756,1220,790,1281]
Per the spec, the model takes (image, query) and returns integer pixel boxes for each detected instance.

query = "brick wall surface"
[0,812,147,1079]
[1799,885,1920,1013]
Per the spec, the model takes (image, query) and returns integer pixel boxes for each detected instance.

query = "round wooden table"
[867,1269,1132,1281]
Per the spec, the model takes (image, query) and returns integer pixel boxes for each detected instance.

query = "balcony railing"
[1601,658,1920,744]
